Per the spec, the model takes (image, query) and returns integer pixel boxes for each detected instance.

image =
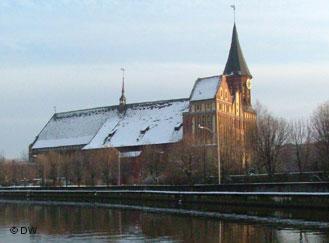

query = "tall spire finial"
[230,1,236,23]
[119,67,127,113]
[120,67,125,95]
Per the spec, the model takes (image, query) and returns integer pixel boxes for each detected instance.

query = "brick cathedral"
[30,23,256,174]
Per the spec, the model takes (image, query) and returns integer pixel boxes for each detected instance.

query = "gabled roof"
[190,75,221,101]
[84,99,189,149]
[223,24,252,77]
[32,99,189,150]
[32,107,112,149]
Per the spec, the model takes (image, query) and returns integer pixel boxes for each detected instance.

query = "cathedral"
[29,23,256,173]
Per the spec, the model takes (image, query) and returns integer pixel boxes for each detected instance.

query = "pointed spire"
[121,75,125,96]
[119,68,126,113]
[223,24,252,78]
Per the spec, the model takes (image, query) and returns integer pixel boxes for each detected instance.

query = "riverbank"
[1,188,329,209]
[2,181,329,192]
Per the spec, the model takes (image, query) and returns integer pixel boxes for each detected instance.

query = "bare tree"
[166,135,203,184]
[311,101,329,170]
[71,152,84,186]
[0,152,4,185]
[248,103,290,176]
[97,148,118,186]
[46,151,61,186]
[220,124,245,177]
[59,153,72,186]
[83,149,119,186]
[290,119,312,173]
[140,145,167,184]
[0,151,5,163]
[36,154,51,186]
[20,150,29,162]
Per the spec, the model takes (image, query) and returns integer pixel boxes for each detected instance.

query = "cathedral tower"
[223,24,252,107]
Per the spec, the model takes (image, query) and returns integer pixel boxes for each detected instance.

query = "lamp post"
[198,124,221,184]
[118,151,121,186]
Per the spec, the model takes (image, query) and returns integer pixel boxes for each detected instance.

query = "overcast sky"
[1,0,329,159]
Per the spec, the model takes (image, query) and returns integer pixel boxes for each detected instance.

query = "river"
[0,201,328,242]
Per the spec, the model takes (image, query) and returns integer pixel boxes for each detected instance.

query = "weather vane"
[230,1,236,23]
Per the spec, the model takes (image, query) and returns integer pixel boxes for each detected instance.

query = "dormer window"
[104,129,117,143]
[140,126,150,134]
[174,123,183,131]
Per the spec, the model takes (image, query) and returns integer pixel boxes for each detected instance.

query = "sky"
[1,0,329,159]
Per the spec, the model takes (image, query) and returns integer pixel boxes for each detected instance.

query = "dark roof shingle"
[223,24,252,78]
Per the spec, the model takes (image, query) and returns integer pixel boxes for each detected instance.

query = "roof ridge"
[197,75,219,81]
[55,97,189,117]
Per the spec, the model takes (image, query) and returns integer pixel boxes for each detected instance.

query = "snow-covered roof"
[32,107,112,149]
[84,99,189,149]
[32,99,189,150]
[190,76,221,101]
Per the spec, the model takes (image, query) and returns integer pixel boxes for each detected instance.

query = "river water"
[0,201,328,243]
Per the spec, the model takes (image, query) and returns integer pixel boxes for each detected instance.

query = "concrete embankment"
[1,188,329,209]
[1,181,329,192]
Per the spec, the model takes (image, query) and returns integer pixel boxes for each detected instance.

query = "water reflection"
[0,202,328,242]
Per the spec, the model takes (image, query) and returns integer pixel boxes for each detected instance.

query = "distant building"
[29,23,256,170]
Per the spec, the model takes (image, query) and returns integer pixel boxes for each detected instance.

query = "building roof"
[32,107,111,149]
[32,99,189,150]
[223,24,252,77]
[190,75,221,101]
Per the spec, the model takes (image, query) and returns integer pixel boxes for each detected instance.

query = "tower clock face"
[246,79,251,90]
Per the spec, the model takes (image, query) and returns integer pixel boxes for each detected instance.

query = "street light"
[118,151,121,186]
[198,124,221,184]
